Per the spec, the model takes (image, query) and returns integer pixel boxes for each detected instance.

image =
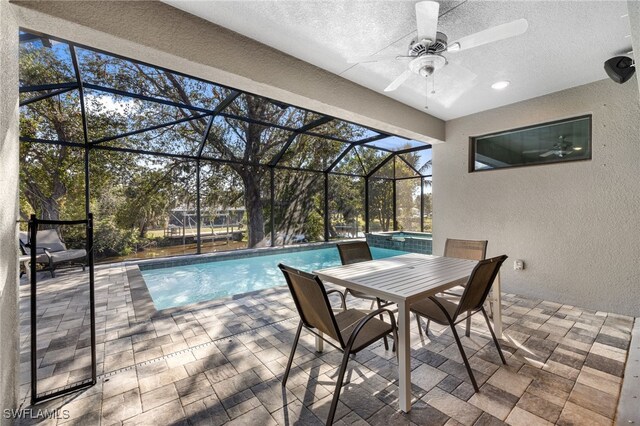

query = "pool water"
[141,246,407,309]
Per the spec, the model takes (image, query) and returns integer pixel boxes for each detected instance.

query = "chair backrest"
[337,241,372,265]
[18,229,66,254]
[444,239,487,261]
[278,264,344,347]
[455,255,508,319]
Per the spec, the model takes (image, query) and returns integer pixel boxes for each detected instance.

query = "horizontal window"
[470,115,591,172]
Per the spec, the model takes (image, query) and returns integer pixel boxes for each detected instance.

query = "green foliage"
[93,219,138,257]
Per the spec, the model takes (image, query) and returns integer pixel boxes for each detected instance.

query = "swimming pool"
[141,246,407,309]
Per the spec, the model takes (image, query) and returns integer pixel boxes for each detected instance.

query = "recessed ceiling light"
[491,80,510,90]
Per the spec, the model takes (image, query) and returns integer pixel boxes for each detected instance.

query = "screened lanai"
[19,29,433,262]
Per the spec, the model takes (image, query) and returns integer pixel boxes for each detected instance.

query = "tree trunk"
[241,170,264,248]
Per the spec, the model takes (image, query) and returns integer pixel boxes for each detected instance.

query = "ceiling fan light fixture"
[491,80,510,90]
[448,42,460,52]
[573,146,583,151]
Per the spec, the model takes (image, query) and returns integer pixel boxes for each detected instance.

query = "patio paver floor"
[16,263,633,425]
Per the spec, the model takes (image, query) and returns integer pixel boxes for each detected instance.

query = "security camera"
[604,56,635,84]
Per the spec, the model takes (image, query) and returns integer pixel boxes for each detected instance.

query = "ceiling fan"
[523,136,578,158]
[349,1,529,93]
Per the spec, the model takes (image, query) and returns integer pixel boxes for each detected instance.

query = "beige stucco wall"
[434,77,640,316]
[0,0,20,422]
[11,0,444,144]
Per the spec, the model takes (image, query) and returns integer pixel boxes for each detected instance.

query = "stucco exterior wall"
[434,77,640,316]
[11,0,444,144]
[0,0,20,422]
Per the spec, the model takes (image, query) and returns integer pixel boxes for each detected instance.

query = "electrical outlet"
[514,259,524,270]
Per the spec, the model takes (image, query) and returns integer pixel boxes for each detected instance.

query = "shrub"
[93,219,138,258]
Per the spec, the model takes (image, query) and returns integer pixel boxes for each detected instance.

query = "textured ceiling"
[162,0,633,121]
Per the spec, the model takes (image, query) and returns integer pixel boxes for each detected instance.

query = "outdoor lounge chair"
[19,230,86,278]
[278,264,397,426]
[336,241,393,350]
[411,255,508,391]
[418,238,488,337]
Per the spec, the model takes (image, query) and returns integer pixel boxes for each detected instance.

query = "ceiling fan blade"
[448,18,528,52]
[346,54,414,64]
[415,1,439,43]
[539,151,555,158]
[522,149,547,154]
[384,70,413,92]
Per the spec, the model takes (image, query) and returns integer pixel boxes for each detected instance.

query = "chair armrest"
[326,289,347,311]
[24,244,52,251]
[345,307,397,351]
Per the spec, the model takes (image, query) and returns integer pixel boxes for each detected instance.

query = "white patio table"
[315,252,503,413]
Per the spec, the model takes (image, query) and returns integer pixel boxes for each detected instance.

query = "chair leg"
[416,314,423,337]
[450,324,479,392]
[327,350,351,426]
[481,307,506,365]
[425,318,431,335]
[377,298,389,351]
[465,314,471,337]
[282,321,303,387]
[392,322,399,363]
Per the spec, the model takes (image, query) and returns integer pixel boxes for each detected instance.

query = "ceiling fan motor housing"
[410,31,448,56]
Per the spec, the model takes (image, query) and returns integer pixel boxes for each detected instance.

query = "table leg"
[315,332,324,352]
[492,272,503,338]
[397,301,411,413]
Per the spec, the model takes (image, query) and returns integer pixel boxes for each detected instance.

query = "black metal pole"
[364,177,369,234]
[324,173,329,242]
[392,157,397,231]
[69,45,91,217]
[87,213,97,384]
[29,215,37,405]
[420,178,425,233]
[196,160,202,254]
[270,167,275,248]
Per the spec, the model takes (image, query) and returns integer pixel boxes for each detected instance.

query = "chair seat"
[48,249,87,264]
[335,309,394,353]
[410,296,458,325]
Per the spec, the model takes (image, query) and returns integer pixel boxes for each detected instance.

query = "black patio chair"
[19,229,86,278]
[278,263,397,426]
[411,255,508,391]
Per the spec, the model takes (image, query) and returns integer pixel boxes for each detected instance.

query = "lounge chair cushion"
[335,309,393,352]
[19,230,66,253]
[19,230,86,268]
[48,249,87,264]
